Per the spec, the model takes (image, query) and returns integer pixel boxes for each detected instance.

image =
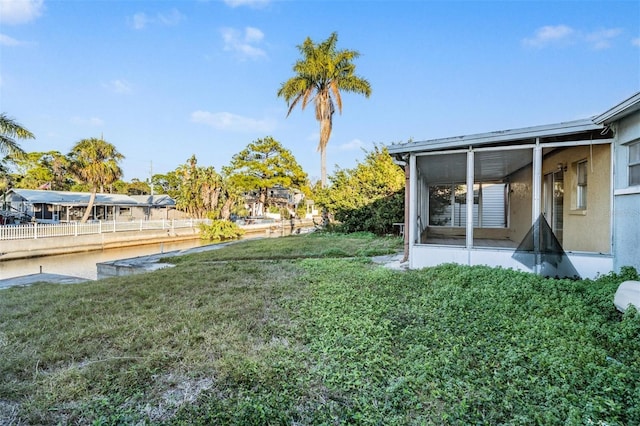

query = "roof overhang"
[593,92,640,125]
[7,189,141,206]
[388,118,605,156]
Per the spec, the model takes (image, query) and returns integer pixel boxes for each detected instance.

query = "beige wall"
[543,145,611,253]
[416,144,611,254]
[507,161,533,244]
[504,144,611,253]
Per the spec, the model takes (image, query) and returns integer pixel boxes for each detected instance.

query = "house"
[243,185,306,218]
[2,189,181,223]
[129,194,179,220]
[388,92,640,279]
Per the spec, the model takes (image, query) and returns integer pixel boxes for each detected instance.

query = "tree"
[112,178,151,195]
[0,113,34,159]
[315,146,404,234]
[9,151,71,190]
[68,138,124,222]
[173,155,224,219]
[224,137,308,217]
[278,32,371,187]
[1,114,35,190]
[152,171,182,199]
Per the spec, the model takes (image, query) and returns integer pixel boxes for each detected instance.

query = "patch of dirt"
[140,374,216,422]
[0,399,22,426]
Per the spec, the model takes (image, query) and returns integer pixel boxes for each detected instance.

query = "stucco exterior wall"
[543,145,611,253]
[614,194,640,270]
[506,161,533,244]
[612,111,640,272]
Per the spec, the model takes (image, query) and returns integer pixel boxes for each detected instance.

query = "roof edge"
[388,118,602,155]
[593,92,640,125]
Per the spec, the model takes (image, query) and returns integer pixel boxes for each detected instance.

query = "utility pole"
[150,161,154,196]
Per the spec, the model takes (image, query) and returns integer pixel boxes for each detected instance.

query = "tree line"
[1,113,404,233]
[1,32,404,233]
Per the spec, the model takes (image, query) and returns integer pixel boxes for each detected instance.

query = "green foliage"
[111,178,151,195]
[223,136,309,213]
[67,138,124,192]
[0,113,34,159]
[67,138,124,222]
[316,145,405,234]
[169,231,402,264]
[7,151,72,190]
[173,155,227,219]
[277,32,371,187]
[152,170,182,199]
[1,235,638,425]
[291,262,640,425]
[199,219,244,241]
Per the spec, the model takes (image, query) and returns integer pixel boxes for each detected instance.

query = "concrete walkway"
[371,252,409,271]
[0,273,88,289]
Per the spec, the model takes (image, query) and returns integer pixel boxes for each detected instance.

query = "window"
[576,160,587,209]
[630,141,640,186]
[428,183,506,228]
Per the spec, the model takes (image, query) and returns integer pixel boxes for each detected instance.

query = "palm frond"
[277,32,371,186]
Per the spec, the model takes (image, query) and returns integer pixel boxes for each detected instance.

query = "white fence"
[0,219,211,241]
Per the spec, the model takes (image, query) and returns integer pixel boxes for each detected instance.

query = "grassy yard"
[0,232,638,425]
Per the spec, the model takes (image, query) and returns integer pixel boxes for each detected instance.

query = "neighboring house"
[244,185,306,218]
[2,189,181,223]
[129,194,180,220]
[388,92,640,279]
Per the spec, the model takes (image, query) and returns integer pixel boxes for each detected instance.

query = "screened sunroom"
[389,118,615,279]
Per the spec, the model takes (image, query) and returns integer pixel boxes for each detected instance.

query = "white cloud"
[131,12,149,30]
[191,110,275,133]
[0,0,44,25]
[70,116,105,127]
[0,33,24,46]
[523,25,628,50]
[586,28,623,50]
[523,25,575,48]
[104,79,132,94]
[632,37,640,47]
[157,9,184,26]
[223,0,269,8]
[129,8,184,30]
[337,138,365,152]
[220,26,267,60]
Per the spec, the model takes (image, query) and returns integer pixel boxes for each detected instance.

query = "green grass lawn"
[0,232,638,425]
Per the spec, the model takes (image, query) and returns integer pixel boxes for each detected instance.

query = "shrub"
[199,220,244,241]
[316,146,405,235]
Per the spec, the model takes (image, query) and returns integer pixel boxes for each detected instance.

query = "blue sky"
[1,0,639,183]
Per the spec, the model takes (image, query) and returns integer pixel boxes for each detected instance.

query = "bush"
[199,220,244,241]
[315,146,405,235]
[333,191,404,235]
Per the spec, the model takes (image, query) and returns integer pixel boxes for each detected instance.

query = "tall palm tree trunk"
[319,115,332,188]
[320,147,327,189]
[81,189,97,223]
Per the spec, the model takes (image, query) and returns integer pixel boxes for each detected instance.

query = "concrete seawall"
[0,228,201,261]
[0,219,317,261]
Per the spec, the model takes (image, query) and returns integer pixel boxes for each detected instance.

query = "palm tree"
[278,32,371,187]
[68,137,124,222]
[1,113,34,158]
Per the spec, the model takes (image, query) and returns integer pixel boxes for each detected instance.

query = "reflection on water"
[0,239,208,281]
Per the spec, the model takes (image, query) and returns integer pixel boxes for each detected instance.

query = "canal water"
[0,239,209,281]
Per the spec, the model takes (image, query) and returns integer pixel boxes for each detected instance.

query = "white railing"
[0,219,211,241]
